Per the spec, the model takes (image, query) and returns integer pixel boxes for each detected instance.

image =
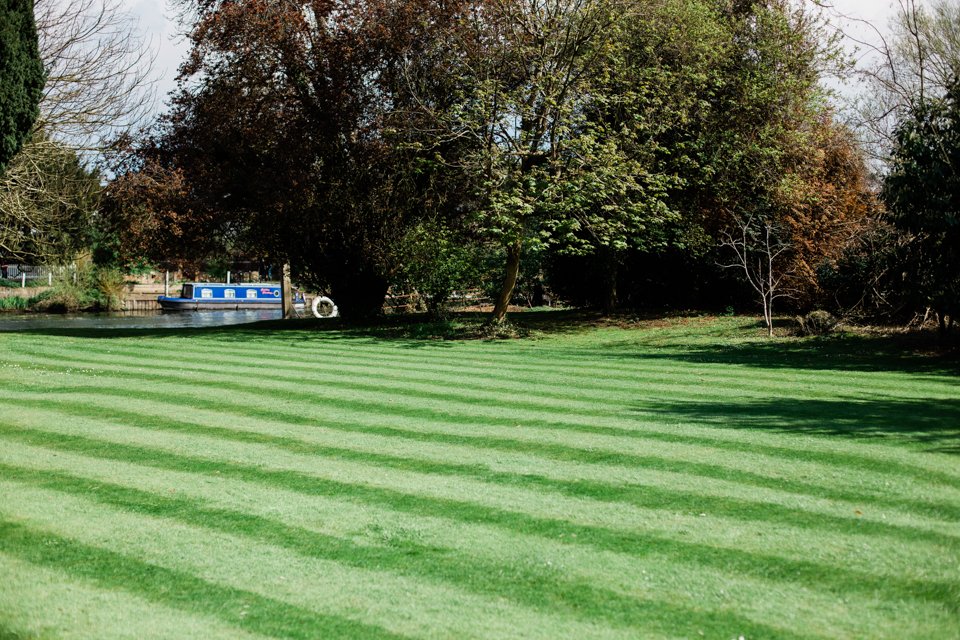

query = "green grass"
[0,313,957,639]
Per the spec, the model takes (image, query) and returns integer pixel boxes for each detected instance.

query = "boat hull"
[157,296,282,311]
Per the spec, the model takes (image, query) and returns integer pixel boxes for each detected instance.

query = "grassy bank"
[0,314,957,639]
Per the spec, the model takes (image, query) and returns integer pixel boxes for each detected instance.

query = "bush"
[398,220,485,318]
[796,310,839,336]
[27,262,126,312]
[93,266,126,311]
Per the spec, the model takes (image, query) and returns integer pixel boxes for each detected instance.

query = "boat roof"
[184,282,281,287]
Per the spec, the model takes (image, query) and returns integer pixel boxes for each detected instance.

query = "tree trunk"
[489,238,522,325]
[764,294,774,338]
[600,248,619,315]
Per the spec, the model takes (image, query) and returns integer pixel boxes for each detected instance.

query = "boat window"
[246,289,257,298]
[200,288,213,299]
[181,285,193,299]
[224,289,235,298]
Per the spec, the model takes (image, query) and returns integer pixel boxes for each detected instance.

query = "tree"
[0,0,44,173]
[0,133,100,260]
[882,80,960,335]
[721,213,795,337]
[32,0,155,150]
[399,0,683,323]
[854,0,960,159]
[1,0,154,261]
[107,0,450,317]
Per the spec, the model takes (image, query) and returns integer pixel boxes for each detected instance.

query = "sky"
[120,0,906,115]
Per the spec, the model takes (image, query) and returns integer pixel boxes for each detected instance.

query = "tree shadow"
[602,330,960,377]
[637,396,960,454]
[0,309,598,347]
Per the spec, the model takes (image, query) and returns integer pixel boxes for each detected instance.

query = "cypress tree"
[0,0,45,174]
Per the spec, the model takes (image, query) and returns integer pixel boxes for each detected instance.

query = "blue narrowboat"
[158,283,284,311]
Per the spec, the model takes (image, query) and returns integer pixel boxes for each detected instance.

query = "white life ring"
[311,295,339,318]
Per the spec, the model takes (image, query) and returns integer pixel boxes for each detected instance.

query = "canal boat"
[158,283,285,311]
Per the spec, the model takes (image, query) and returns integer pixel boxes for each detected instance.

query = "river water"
[0,309,282,332]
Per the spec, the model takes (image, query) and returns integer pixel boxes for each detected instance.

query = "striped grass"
[0,314,958,639]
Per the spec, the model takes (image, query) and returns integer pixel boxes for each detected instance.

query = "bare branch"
[33,0,158,151]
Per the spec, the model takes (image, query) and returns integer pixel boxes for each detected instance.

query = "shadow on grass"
[6,309,959,369]
[639,396,960,454]
[0,310,597,348]
[603,329,960,377]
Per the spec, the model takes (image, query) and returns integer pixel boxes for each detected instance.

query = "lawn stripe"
[0,553,273,640]
[17,337,951,405]
[2,373,958,517]
[0,464,846,640]
[3,353,957,499]
[6,346,959,487]
[4,444,954,640]
[0,483,715,640]
[4,406,960,567]
[13,342,959,424]
[1,320,958,639]
[6,393,958,543]
[1,424,957,609]
[8,367,952,494]
[0,521,410,640]
[30,326,950,398]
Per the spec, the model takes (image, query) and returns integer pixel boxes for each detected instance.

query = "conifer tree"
[0,0,44,174]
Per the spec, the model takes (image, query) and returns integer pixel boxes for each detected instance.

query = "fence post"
[48,271,52,286]
[21,271,26,288]
[164,270,170,297]
[226,270,231,284]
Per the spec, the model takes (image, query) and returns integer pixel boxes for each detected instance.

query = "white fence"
[0,264,73,287]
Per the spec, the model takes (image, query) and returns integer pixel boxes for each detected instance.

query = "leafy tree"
[0,0,44,173]
[2,0,153,261]
[107,0,460,318]
[400,0,686,323]
[883,80,960,335]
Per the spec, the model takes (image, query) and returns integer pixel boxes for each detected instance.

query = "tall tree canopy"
[106,0,871,322]
[108,0,453,316]
[883,80,960,334]
[0,0,44,174]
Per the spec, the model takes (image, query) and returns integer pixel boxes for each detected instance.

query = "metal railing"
[0,264,74,287]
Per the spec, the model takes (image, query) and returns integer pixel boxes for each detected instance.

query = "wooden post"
[164,270,170,297]
[281,262,293,319]
[21,271,26,288]
[226,270,231,284]
[48,271,52,286]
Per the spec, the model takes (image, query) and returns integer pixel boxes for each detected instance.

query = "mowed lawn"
[0,315,958,640]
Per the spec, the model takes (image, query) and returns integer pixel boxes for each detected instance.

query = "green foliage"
[398,220,484,317]
[883,80,960,330]
[0,0,44,174]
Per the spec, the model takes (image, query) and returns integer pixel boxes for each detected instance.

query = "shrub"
[0,296,29,310]
[796,310,839,336]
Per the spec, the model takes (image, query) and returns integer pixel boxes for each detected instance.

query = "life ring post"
[281,263,293,319]
[311,296,339,318]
